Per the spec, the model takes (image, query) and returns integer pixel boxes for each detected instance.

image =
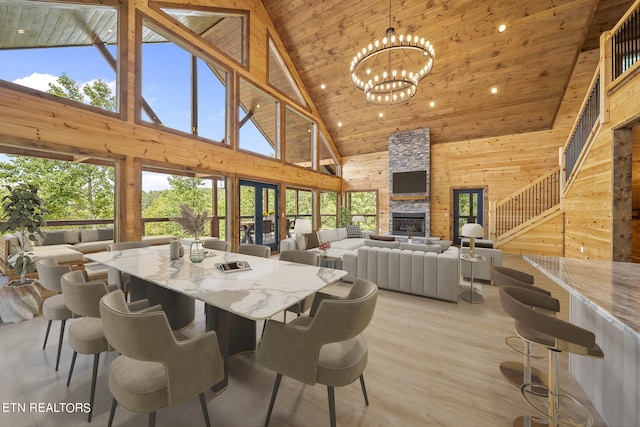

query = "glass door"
[453,188,484,245]
[239,180,278,251]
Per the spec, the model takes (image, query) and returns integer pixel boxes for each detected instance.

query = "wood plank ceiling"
[262,0,634,157]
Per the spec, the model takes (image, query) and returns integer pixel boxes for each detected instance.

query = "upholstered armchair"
[257,278,378,427]
[60,270,157,422]
[203,239,231,252]
[100,290,224,427]
[279,250,321,320]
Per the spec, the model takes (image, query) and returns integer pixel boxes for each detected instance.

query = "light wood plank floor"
[0,255,607,426]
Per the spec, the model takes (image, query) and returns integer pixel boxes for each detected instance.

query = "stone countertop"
[86,245,346,321]
[524,255,640,343]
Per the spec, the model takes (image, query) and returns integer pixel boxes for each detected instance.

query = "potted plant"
[0,183,49,284]
[174,204,208,263]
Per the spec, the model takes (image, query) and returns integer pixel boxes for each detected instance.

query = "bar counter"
[524,255,639,427]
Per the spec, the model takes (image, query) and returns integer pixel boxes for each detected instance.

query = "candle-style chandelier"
[350,0,435,105]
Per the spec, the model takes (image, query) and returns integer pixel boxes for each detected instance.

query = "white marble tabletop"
[86,245,347,321]
[524,255,640,343]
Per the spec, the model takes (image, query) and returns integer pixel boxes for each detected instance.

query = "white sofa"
[279,227,372,257]
[343,245,460,302]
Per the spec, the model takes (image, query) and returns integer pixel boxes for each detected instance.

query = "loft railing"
[493,167,561,240]
[563,74,600,182]
[612,3,640,80]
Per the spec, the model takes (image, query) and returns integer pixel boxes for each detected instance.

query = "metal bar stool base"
[513,415,550,427]
[500,361,548,396]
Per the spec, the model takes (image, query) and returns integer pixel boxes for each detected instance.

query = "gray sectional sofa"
[343,245,460,302]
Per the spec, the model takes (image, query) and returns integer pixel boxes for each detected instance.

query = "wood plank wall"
[342,50,600,251]
[0,0,340,244]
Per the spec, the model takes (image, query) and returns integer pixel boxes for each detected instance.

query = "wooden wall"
[342,50,600,249]
[0,0,340,244]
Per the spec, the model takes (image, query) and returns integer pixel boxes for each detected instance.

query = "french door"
[239,180,279,252]
[453,188,484,245]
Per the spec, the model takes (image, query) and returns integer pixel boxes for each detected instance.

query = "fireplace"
[391,212,426,237]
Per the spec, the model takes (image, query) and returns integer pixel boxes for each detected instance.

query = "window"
[142,170,225,239]
[285,106,315,169]
[345,191,377,231]
[238,79,279,157]
[140,19,229,143]
[268,37,307,107]
[320,191,338,228]
[0,1,119,113]
[159,6,248,67]
[286,187,313,229]
[319,133,339,176]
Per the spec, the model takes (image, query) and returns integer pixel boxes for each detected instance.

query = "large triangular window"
[268,38,307,108]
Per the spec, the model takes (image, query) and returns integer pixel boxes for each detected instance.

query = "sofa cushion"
[336,228,348,240]
[399,242,441,253]
[317,229,339,244]
[74,240,114,254]
[364,239,399,249]
[370,234,396,241]
[98,228,114,241]
[305,232,319,249]
[80,229,99,242]
[43,230,67,246]
[64,229,80,244]
[330,238,366,251]
[345,225,362,238]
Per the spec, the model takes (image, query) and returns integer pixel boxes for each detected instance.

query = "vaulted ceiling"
[262,0,634,157]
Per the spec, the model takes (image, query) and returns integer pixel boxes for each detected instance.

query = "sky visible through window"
[0,43,270,190]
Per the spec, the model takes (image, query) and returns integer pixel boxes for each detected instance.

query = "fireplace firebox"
[391,212,426,236]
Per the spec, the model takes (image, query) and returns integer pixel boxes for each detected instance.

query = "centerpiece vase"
[189,238,205,263]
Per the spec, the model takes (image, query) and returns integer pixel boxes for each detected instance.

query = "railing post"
[600,31,611,124]
[488,200,496,241]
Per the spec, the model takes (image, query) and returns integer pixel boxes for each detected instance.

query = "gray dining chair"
[237,243,271,258]
[279,250,321,320]
[100,290,224,427]
[107,241,150,299]
[257,278,378,427]
[37,258,73,371]
[61,270,157,422]
[203,239,231,252]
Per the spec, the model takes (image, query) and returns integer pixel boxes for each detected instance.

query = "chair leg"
[148,411,156,427]
[67,351,78,386]
[87,353,100,422]
[55,319,67,371]
[359,374,369,406]
[107,398,117,427]
[43,320,52,349]
[327,386,336,427]
[264,373,282,427]
[199,392,211,427]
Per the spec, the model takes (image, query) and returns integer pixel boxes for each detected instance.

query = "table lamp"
[352,215,365,225]
[293,218,312,248]
[461,223,484,258]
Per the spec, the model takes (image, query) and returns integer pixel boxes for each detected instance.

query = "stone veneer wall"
[389,128,431,235]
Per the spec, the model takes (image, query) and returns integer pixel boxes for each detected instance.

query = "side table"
[320,255,342,269]
[459,254,485,303]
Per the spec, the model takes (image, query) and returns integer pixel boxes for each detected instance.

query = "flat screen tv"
[392,170,427,194]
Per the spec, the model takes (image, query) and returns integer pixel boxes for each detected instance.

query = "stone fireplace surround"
[388,128,430,236]
[391,212,426,237]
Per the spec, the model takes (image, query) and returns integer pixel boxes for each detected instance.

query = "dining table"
[85,244,347,391]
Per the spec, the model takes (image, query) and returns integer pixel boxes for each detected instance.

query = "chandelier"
[350,1,435,105]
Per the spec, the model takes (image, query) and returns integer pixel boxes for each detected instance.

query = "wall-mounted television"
[392,170,427,194]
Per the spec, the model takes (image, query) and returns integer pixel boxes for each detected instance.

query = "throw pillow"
[80,229,99,243]
[43,230,67,246]
[97,228,114,241]
[305,231,319,249]
[345,224,362,238]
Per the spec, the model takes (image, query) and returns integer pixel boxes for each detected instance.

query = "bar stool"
[499,286,604,427]
[490,266,557,392]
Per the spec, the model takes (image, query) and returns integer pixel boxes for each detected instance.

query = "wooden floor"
[0,255,607,427]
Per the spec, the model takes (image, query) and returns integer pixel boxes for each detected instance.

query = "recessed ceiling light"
[429,101,436,108]
[338,122,342,127]
[498,24,507,33]
[490,87,498,94]
[320,83,326,90]
[378,112,384,118]
[17,29,25,34]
